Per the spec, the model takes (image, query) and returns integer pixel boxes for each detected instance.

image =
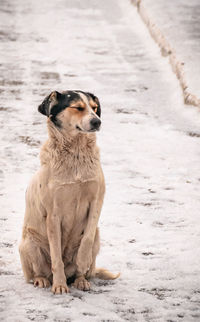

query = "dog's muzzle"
[90,118,101,131]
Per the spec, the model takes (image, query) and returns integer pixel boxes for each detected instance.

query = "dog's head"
[38,90,101,133]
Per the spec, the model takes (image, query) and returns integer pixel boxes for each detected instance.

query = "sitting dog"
[19,90,119,294]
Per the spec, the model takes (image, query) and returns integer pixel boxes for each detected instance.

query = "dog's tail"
[94,268,120,280]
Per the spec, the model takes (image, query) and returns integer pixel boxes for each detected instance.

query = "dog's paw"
[73,276,90,291]
[33,277,50,288]
[51,283,69,294]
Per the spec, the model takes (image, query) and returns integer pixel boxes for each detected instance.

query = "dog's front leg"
[76,198,102,277]
[47,213,69,294]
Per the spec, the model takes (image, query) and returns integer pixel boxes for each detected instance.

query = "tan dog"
[19,90,119,294]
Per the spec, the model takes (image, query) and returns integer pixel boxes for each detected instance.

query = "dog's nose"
[90,118,101,130]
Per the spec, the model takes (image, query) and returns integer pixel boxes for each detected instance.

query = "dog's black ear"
[87,92,101,118]
[38,91,61,116]
[38,94,51,116]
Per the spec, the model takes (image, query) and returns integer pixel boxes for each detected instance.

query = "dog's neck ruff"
[40,121,100,182]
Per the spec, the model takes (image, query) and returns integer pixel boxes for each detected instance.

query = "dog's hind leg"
[19,238,34,283]
[86,228,120,280]
[19,237,51,288]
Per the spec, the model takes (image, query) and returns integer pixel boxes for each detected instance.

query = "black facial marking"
[73,90,101,117]
[38,91,81,126]
[85,92,101,118]
[50,91,80,117]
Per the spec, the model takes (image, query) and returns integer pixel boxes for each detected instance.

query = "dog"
[19,90,119,294]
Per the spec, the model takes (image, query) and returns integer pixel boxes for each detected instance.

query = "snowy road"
[1,0,200,321]
[142,0,200,98]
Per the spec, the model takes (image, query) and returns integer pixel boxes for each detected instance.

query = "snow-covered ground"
[143,0,200,98]
[0,0,200,321]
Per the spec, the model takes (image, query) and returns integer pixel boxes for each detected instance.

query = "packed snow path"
[0,0,200,321]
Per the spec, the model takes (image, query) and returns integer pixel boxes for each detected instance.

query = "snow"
[143,0,200,98]
[0,0,200,321]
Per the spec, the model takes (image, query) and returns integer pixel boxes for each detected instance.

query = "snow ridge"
[132,0,200,108]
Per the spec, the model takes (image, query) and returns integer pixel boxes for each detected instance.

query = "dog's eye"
[92,106,97,113]
[76,107,84,111]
